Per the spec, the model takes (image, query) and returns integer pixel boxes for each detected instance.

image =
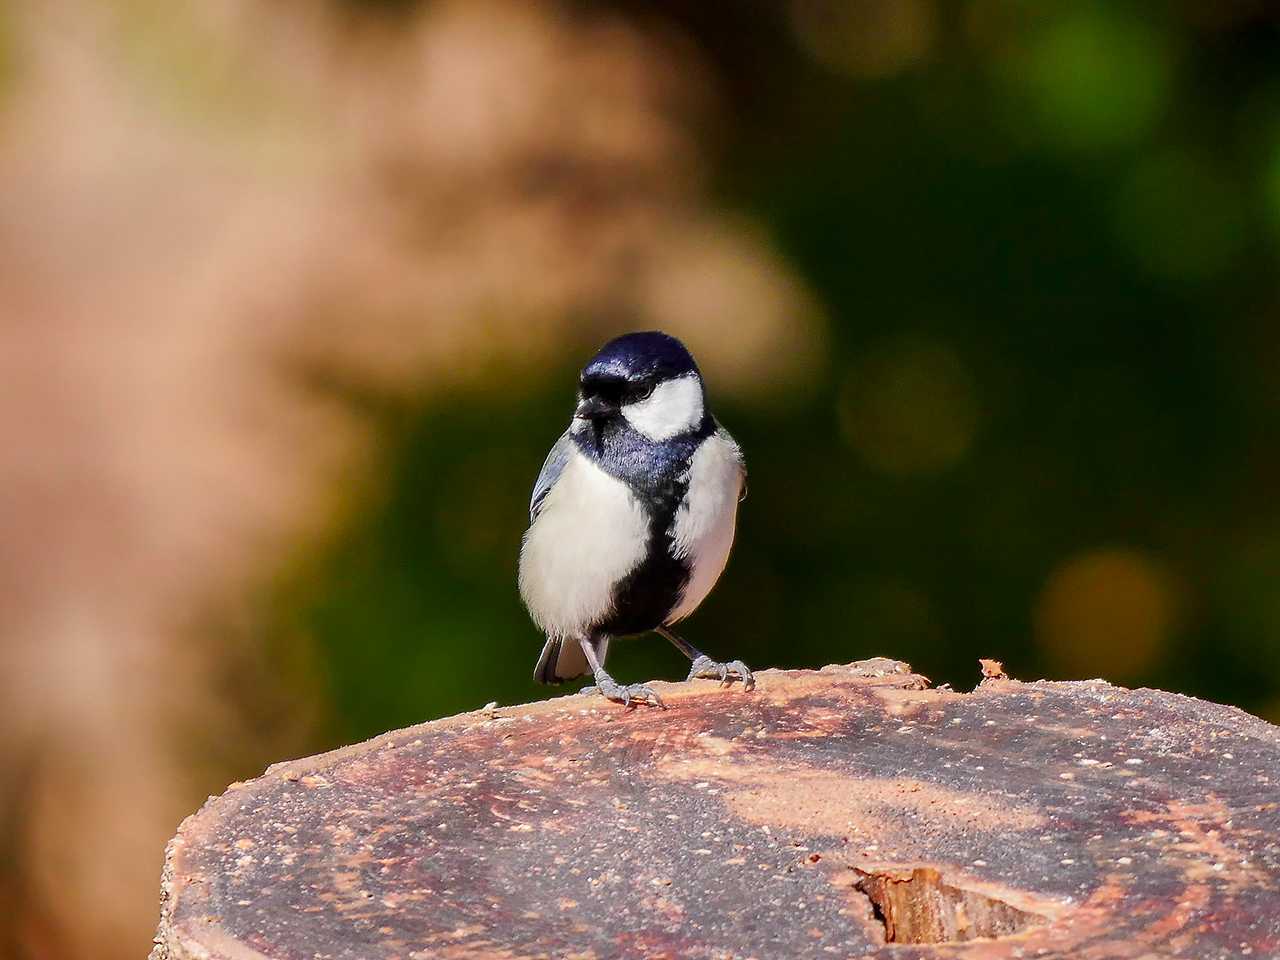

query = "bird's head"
[573,331,707,442]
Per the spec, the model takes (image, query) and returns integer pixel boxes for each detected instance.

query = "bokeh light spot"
[1113,150,1245,284]
[788,0,935,79]
[641,218,828,406]
[1035,548,1181,680]
[838,336,979,476]
[1263,137,1280,236]
[1013,8,1174,152]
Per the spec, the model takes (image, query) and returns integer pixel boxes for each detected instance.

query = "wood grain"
[152,660,1280,959]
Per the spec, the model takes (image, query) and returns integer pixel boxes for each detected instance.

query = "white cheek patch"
[621,373,704,441]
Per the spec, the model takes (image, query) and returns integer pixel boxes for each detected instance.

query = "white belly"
[666,429,745,624]
[518,448,649,639]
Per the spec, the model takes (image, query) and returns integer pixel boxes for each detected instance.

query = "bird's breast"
[518,448,650,638]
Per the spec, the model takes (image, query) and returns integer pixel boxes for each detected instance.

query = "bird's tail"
[534,636,609,684]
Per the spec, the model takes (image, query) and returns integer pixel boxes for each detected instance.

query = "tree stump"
[152,661,1280,959]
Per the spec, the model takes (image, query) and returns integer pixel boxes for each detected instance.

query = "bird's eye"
[635,383,655,402]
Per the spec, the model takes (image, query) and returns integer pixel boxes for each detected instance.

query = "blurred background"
[4,0,1280,956]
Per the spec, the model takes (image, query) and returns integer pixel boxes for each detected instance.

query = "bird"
[518,330,754,708]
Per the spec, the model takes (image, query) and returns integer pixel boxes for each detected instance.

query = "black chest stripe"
[572,415,713,635]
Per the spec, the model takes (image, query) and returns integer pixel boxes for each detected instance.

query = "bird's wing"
[714,421,748,502]
[530,430,575,522]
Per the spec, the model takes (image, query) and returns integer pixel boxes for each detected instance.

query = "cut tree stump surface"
[153,661,1280,959]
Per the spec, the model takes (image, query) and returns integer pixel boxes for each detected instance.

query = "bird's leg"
[578,635,665,709]
[656,626,754,690]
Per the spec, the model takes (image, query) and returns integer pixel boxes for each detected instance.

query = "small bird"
[518,331,754,707]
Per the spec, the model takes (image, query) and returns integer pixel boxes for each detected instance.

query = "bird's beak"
[575,395,617,421]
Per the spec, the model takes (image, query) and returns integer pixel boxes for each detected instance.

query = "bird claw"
[584,675,666,709]
[687,655,755,691]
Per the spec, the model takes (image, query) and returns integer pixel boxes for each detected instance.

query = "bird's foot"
[687,655,755,691]
[582,673,666,709]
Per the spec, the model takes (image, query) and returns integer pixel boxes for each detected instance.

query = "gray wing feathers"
[529,431,574,522]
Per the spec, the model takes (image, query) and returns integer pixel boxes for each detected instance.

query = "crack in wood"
[854,867,1051,944]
